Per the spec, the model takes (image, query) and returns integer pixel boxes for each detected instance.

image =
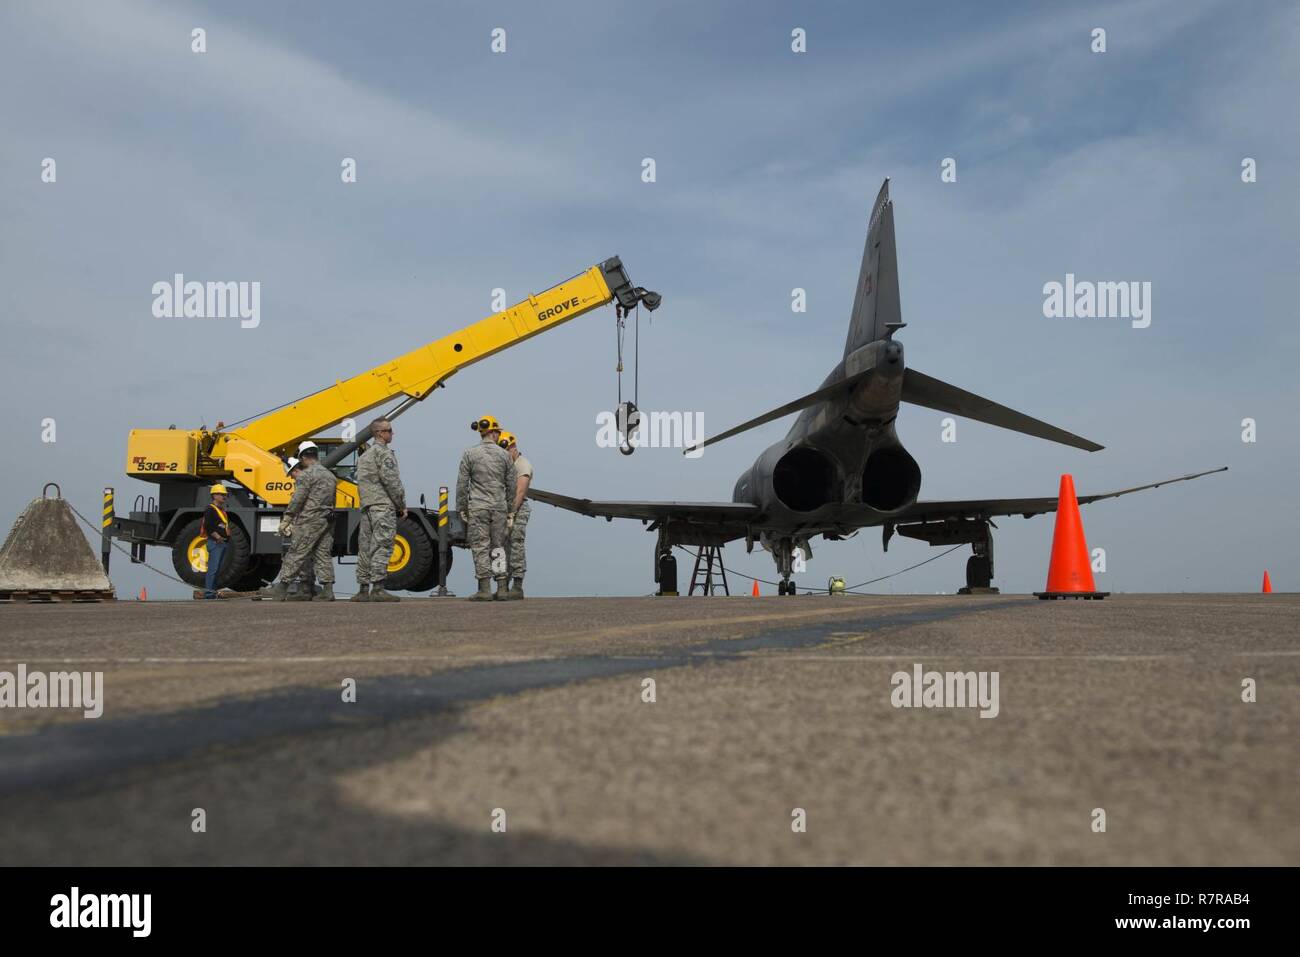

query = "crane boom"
[126,256,659,507]
[221,258,653,455]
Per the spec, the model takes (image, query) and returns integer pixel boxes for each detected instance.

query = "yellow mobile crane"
[105,258,660,593]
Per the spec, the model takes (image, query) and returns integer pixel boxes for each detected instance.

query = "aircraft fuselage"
[732,336,922,533]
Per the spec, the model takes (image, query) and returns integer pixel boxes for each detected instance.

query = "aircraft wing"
[530,467,1225,535]
[528,488,761,524]
[889,467,1228,524]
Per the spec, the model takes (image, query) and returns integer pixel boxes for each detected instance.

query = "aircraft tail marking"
[845,178,902,354]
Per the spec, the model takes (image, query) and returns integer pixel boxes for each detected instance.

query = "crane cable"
[65,500,188,584]
[615,302,641,455]
[216,385,323,432]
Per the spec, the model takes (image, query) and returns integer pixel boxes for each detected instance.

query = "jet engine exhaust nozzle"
[861,444,921,512]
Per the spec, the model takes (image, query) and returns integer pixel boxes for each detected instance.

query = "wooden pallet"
[0,589,116,603]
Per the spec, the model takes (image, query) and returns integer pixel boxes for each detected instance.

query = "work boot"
[369,587,400,603]
[349,584,371,603]
[507,577,525,600]
[315,583,335,602]
[286,583,314,601]
[468,578,494,602]
[493,577,509,601]
[258,581,289,602]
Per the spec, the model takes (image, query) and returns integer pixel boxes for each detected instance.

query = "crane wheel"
[381,517,435,592]
[171,518,252,589]
[409,546,452,593]
[236,555,282,592]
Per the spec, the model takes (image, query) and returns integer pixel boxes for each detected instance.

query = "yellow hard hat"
[209,484,229,495]
[497,430,517,449]
[471,414,502,433]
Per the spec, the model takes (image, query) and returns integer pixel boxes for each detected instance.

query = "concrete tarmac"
[0,594,1295,865]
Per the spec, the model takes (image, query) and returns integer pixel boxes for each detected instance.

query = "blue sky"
[1,0,1296,597]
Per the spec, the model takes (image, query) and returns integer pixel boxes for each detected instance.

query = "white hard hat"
[284,456,301,474]
[297,440,319,455]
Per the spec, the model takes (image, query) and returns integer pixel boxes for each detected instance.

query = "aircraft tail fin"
[844,178,902,354]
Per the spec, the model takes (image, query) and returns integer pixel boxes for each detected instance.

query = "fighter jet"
[530,180,1226,594]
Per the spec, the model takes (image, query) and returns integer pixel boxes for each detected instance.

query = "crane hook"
[617,400,640,455]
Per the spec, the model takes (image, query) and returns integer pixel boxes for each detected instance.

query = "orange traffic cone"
[138,586,147,601]
[1035,474,1108,600]
[1262,571,1272,593]
[752,580,760,597]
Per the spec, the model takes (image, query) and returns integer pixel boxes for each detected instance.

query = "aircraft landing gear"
[959,523,998,595]
[894,518,999,595]
[653,527,678,596]
[770,537,802,596]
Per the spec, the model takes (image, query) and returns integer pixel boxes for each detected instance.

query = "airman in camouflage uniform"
[353,417,406,603]
[260,445,337,601]
[496,431,532,600]
[457,414,516,601]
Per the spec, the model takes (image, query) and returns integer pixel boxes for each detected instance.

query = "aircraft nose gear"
[771,538,803,596]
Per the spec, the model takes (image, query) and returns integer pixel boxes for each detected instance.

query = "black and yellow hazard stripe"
[437,486,449,528]
[100,487,114,574]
